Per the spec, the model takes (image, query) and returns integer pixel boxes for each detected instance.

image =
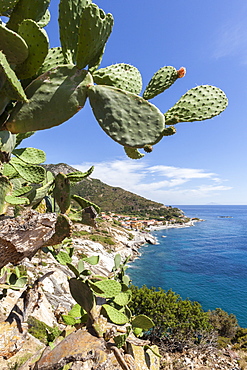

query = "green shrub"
[208,308,239,338]
[129,285,213,351]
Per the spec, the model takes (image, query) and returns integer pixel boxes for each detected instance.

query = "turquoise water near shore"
[127,205,247,328]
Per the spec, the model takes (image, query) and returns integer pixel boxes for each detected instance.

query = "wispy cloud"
[72,159,232,204]
[213,5,247,63]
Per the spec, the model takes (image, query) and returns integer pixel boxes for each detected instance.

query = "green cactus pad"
[162,126,176,136]
[12,147,46,164]
[93,63,142,94]
[88,85,165,148]
[113,291,132,306]
[27,179,54,206]
[165,85,228,125]
[69,278,95,314]
[6,66,93,133]
[113,254,121,270]
[15,131,35,148]
[15,19,49,79]
[9,157,46,183]
[124,147,145,160]
[0,23,28,65]
[143,66,178,100]
[7,0,50,32]
[12,184,32,196]
[59,0,92,64]
[90,279,122,298]
[0,0,20,16]
[76,4,114,69]
[5,194,29,205]
[53,172,71,214]
[2,163,18,178]
[0,175,12,214]
[83,255,100,265]
[66,165,94,183]
[37,8,50,28]
[102,304,129,325]
[131,314,154,330]
[0,51,28,102]
[71,194,100,214]
[0,130,16,162]
[37,47,66,76]
[56,250,72,265]
[88,45,104,73]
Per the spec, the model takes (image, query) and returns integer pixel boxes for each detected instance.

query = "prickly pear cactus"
[124,147,145,160]
[87,85,165,148]
[143,66,181,100]
[6,66,93,133]
[53,172,71,214]
[6,0,51,32]
[0,175,12,213]
[0,130,16,162]
[0,0,20,16]
[93,63,143,94]
[0,50,28,103]
[165,85,228,125]
[0,23,28,65]
[15,19,49,79]
[59,0,92,64]
[12,147,46,164]
[76,3,114,69]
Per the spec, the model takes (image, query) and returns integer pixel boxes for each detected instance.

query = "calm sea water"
[127,205,247,328]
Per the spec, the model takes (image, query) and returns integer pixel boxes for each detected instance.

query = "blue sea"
[127,205,247,328]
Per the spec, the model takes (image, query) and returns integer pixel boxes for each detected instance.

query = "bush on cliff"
[129,285,214,351]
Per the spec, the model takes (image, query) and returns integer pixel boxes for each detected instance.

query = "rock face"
[0,223,159,369]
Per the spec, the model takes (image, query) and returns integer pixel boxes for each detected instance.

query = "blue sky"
[20,1,247,205]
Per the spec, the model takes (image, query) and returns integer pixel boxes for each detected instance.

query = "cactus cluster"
[0,130,96,217]
[0,0,228,162]
[49,246,154,346]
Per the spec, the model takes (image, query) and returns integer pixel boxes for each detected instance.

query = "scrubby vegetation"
[129,285,247,354]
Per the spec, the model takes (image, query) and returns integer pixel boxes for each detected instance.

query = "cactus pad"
[5,194,29,205]
[66,165,94,183]
[165,85,228,125]
[162,126,176,136]
[69,278,95,314]
[6,66,93,133]
[7,0,51,32]
[37,47,66,76]
[88,85,165,148]
[102,304,129,325]
[59,0,92,64]
[37,8,50,28]
[15,19,49,79]
[90,279,122,298]
[0,51,28,103]
[113,291,132,306]
[0,175,12,214]
[76,4,114,69]
[93,63,142,94]
[9,157,46,183]
[0,130,16,162]
[0,0,20,16]
[53,172,71,214]
[131,314,154,330]
[124,147,145,160]
[0,23,28,65]
[71,194,100,214]
[12,147,46,164]
[143,66,179,100]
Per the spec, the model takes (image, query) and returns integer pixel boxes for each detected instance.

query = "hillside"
[43,163,183,219]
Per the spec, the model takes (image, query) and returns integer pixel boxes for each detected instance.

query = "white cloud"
[212,6,247,63]
[72,159,232,204]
